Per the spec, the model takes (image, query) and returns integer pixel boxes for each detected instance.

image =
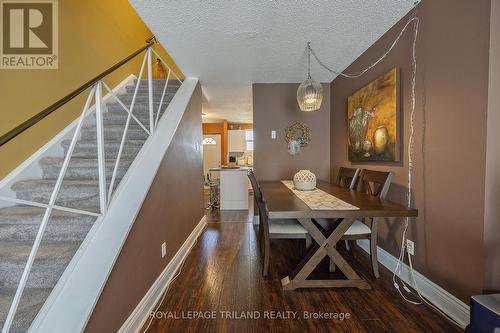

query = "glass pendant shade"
[297,78,323,111]
[297,42,323,111]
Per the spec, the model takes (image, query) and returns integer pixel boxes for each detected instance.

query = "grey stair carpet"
[0,79,180,332]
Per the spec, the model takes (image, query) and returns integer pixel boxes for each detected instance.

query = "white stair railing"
[0,43,182,333]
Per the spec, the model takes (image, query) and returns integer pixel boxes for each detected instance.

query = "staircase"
[0,79,180,333]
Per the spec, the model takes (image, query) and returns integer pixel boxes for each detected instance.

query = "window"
[202,137,216,145]
[245,130,254,151]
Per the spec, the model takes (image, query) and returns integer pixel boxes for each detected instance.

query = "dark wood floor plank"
[142,202,460,333]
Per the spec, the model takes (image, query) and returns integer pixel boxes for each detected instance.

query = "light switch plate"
[271,130,276,139]
[161,242,167,258]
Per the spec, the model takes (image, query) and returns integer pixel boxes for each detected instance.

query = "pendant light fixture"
[297,42,323,111]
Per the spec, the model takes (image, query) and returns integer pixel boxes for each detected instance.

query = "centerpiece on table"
[293,170,316,191]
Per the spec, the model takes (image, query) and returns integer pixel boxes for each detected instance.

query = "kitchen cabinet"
[228,130,246,152]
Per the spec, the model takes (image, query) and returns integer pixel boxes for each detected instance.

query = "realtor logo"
[1,0,58,69]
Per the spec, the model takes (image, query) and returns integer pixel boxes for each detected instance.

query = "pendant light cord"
[307,41,312,79]
[308,3,462,328]
[309,16,419,79]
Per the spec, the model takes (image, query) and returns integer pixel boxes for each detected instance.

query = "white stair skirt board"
[356,240,470,328]
[29,78,199,333]
[118,215,207,333]
[0,74,136,208]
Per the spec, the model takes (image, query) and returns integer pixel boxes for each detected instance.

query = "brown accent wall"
[484,0,500,293]
[202,123,224,134]
[253,83,330,181]
[0,0,183,178]
[84,84,204,332]
[330,1,491,302]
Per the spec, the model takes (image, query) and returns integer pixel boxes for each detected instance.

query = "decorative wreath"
[285,122,311,146]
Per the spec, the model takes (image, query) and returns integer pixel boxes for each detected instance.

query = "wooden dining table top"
[259,180,418,220]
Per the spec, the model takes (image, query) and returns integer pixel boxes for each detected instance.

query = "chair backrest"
[356,169,394,199]
[247,169,262,202]
[336,167,361,189]
[247,170,269,231]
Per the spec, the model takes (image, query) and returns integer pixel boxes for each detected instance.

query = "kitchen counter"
[209,167,249,210]
[209,166,252,172]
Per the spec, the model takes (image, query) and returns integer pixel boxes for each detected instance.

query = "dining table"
[258,180,418,290]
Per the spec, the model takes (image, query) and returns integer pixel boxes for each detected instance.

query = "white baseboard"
[0,74,136,208]
[356,240,470,328]
[118,215,207,333]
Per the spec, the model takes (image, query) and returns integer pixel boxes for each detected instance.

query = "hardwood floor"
[143,201,462,333]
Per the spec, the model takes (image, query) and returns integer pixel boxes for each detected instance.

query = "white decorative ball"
[293,170,316,191]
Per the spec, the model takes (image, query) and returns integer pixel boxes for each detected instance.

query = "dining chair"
[316,168,393,277]
[336,167,361,189]
[343,169,393,278]
[316,167,360,271]
[247,170,312,277]
[315,167,360,233]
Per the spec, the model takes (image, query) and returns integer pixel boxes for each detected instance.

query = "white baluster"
[147,47,154,135]
[95,81,107,214]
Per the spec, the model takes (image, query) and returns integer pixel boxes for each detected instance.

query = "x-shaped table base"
[281,218,371,290]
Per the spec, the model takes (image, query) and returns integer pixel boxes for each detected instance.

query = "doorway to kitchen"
[202,121,254,222]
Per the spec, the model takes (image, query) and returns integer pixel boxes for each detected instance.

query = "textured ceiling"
[130,0,416,123]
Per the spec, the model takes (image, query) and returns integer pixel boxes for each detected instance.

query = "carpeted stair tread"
[123,86,180,94]
[39,156,133,181]
[107,92,175,102]
[12,179,100,191]
[0,241,81,289]
[11,180,101,211]
[105,102,171,114]
[80,125,149,141]
[0,241,79,264]
[134,79,181,85]
[0,287,52,333]
[0,206,96,224]
[0,206,96,242]
[61,139,146,159]
[81,122,147,130]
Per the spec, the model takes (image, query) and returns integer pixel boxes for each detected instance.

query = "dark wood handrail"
[0,36,156,147]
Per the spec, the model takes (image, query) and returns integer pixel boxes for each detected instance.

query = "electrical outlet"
[406,239,415,256]
[271,130,277,139]
[161,242,167,258]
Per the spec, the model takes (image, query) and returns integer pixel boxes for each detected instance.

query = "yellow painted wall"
[0,0,184,178]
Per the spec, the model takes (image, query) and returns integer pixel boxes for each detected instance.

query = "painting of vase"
[347,67,400,162]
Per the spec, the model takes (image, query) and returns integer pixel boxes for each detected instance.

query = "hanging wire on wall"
[309,17,419,79]
[308,2,462,327]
